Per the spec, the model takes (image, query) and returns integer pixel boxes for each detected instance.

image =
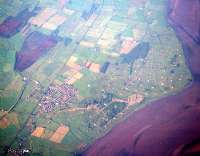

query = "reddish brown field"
[84,83,200,156]
[168,0,200,78]
[14,31,57,71]
[0,9,35,38]
[84,0,200,156]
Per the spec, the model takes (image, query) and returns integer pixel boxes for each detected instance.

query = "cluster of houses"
[7,148,30,156]
[39,84,77,112]
[18,3,146,113]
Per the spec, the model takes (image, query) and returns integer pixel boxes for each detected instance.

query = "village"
[0,0,192,155]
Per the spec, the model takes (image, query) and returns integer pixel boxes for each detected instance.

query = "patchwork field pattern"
[0,0,192,155]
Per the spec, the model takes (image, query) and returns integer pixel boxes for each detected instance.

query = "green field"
[0,0,192,155]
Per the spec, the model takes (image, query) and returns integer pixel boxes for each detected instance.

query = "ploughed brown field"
[14,31,58,72]
[84,0,200,156]
[0,9,35,38]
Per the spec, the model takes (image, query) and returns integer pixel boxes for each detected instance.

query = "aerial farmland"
[0,0,192,155]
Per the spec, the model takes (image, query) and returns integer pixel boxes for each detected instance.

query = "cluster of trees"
[80,92,113,108]
[105,102,127,120]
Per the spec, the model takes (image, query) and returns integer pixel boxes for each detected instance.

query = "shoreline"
[83,0,200,155]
